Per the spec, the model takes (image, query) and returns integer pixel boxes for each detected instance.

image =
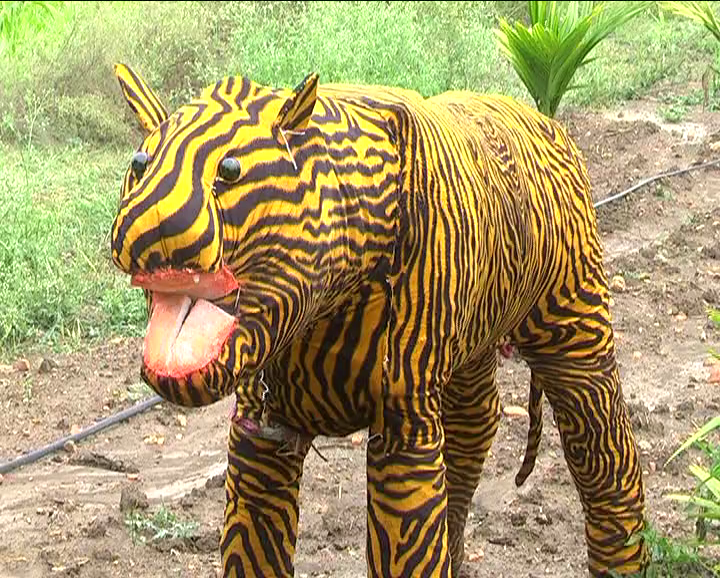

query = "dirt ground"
[2,85,720,578]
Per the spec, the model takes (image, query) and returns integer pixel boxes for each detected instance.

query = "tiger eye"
[131,151,148,180]
[218,157,242,182]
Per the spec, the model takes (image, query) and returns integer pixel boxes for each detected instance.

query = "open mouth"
[133,265,238,379]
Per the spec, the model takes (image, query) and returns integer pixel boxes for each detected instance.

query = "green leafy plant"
[659,102,689,122]
[660,2,720,108]
[494,1,652,117]
[0,1,63,56]
[660,1,720,41]
[661,415,720,574]
[619,521,718,577]
[125,505,199,545]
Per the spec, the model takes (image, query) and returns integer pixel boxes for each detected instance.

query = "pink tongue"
[143,293,236,378]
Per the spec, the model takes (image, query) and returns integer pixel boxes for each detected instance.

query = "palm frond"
[495,1,652,117]
[660,1,720,42]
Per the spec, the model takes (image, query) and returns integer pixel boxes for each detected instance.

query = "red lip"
[131,264,238,300]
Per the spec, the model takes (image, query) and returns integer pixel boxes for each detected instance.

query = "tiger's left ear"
[114,63,169,134]
[273,72,319,135]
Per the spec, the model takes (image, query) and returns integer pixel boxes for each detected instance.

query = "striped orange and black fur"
[110,63,648,577]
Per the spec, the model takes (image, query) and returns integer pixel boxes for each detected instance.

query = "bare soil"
[3,90,720,578]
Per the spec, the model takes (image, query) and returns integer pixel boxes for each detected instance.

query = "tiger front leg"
[221,415,311,578]
[441,349,500,577]
[366,388,451,577]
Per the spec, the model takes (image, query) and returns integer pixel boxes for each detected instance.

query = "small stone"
[205,472,226,489]
[632,351,642,359]
[610,275,626,293]
[701,330,708,342]
[93,548,116,562]
[535,513,552,526]
[13,358,30,372]
[119,485,149,512]
[85,517,107,538]
[675,312,688,322]
[70,424,82,436]
[143,434,165,446]
[649,461,657,473]
[677,399,695,412]
[155,414,171,426]
[467,550,484,562]
[638,440,652,452]
[63,440,76,453]
[705,357,720,367]
[38,358,58,374]
[195,527,221,553]
[503,405,529,418]
[351,432,364,446]
[709,365,720,384]
[126,473,140,481]
[175,414,187,428]
[654,403,670,414]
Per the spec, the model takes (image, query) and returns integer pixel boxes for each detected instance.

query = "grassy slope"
[0,0,718,355]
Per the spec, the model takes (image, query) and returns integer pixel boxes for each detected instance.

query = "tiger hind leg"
[517,338,648,576]
[442,348,500,577]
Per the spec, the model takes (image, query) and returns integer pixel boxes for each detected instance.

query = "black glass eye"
[218,157,241,182]
[131,151,148,180]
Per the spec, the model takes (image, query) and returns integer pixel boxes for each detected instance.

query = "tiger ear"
[273,72,319,134]
[114,63,169,133]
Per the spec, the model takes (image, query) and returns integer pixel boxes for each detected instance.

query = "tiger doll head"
[110,64,400,408]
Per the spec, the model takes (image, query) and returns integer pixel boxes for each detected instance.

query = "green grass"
[569,5,720,106]
[1,2,718,148]
[0,142,145,355]
[0,1,719,354]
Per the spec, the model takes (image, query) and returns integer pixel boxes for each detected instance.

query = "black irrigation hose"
[2,157,719,477]
[593,158,720,209]
[0,394,163,475]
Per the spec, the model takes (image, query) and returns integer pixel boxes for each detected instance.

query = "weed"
[21,375,32,404]
[124,505,199,546]
[125,382,154,402]
[619,521,719,577]
[653,184,675,199]
[659,102,689,122]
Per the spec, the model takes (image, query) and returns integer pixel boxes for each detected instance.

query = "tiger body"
[110,66,647,577]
